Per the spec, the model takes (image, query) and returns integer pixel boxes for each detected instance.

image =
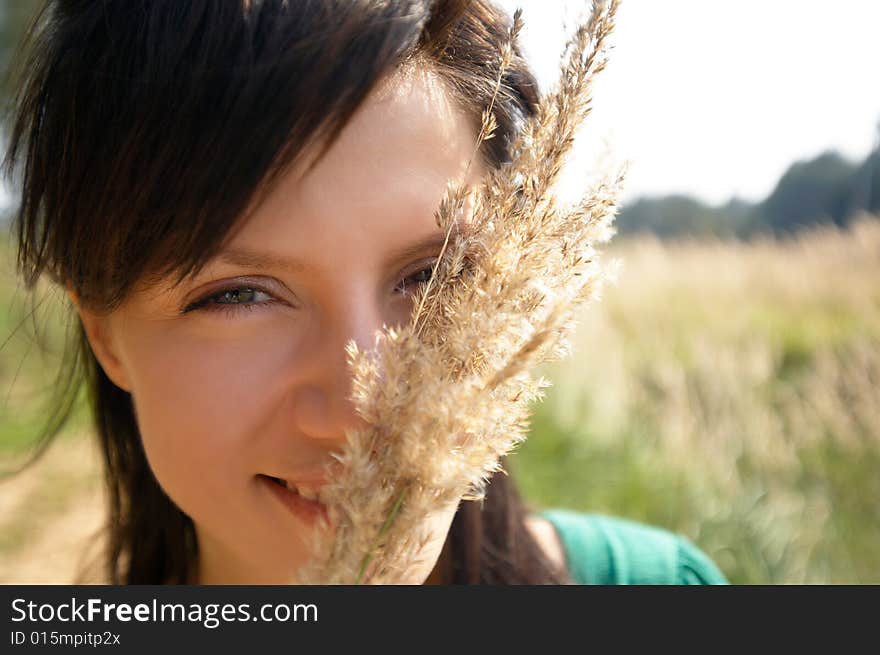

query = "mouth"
[259,474,325,502]
[257,474,330,526]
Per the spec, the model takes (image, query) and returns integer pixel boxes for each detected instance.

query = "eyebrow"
[215,225,461,274]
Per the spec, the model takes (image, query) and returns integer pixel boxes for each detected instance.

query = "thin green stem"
[354,486,408,584]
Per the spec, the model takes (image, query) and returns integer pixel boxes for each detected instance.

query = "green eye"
[183,286,275,314]
[213,288,261,304]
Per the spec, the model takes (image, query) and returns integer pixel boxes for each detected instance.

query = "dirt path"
[0,433,107,583]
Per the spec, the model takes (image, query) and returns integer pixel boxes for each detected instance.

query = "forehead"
[346,66,477,168]
[226,69,482,260]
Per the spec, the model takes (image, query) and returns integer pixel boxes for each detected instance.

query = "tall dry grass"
[521,214,880,583]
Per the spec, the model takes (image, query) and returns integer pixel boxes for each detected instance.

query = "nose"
[288,293,389,446]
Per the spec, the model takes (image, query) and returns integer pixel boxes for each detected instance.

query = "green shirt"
[539,509,728,585]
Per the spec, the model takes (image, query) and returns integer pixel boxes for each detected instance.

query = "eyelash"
[183,263,437,317]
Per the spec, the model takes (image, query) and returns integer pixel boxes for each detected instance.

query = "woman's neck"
[424,536,453,585]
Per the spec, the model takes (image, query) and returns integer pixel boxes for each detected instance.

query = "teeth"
[275,477,321,503]
[297,487,319,502]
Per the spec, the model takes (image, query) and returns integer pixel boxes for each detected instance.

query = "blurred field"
[2,216,879,584]
[519,214,880,584]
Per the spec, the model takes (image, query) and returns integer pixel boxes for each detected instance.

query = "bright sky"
[2,1,878,210]
[498,0,880,205]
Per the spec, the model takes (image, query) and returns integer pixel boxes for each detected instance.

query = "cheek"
[118,320,298,510]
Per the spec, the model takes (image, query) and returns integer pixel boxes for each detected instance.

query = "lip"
[257,474,330,527]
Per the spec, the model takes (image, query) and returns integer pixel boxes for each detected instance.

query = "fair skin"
[75,68,564,584]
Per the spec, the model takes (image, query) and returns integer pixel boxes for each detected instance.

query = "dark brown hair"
[3,0,571,584]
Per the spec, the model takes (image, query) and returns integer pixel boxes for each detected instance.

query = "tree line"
[616,136,880,240]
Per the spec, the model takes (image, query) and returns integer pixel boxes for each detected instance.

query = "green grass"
[513,398,880,584]
[0,230,91,452]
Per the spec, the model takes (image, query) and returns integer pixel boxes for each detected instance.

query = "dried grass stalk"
[294,0,625,584]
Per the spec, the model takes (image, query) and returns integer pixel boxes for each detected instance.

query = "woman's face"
[77,70,483,583]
